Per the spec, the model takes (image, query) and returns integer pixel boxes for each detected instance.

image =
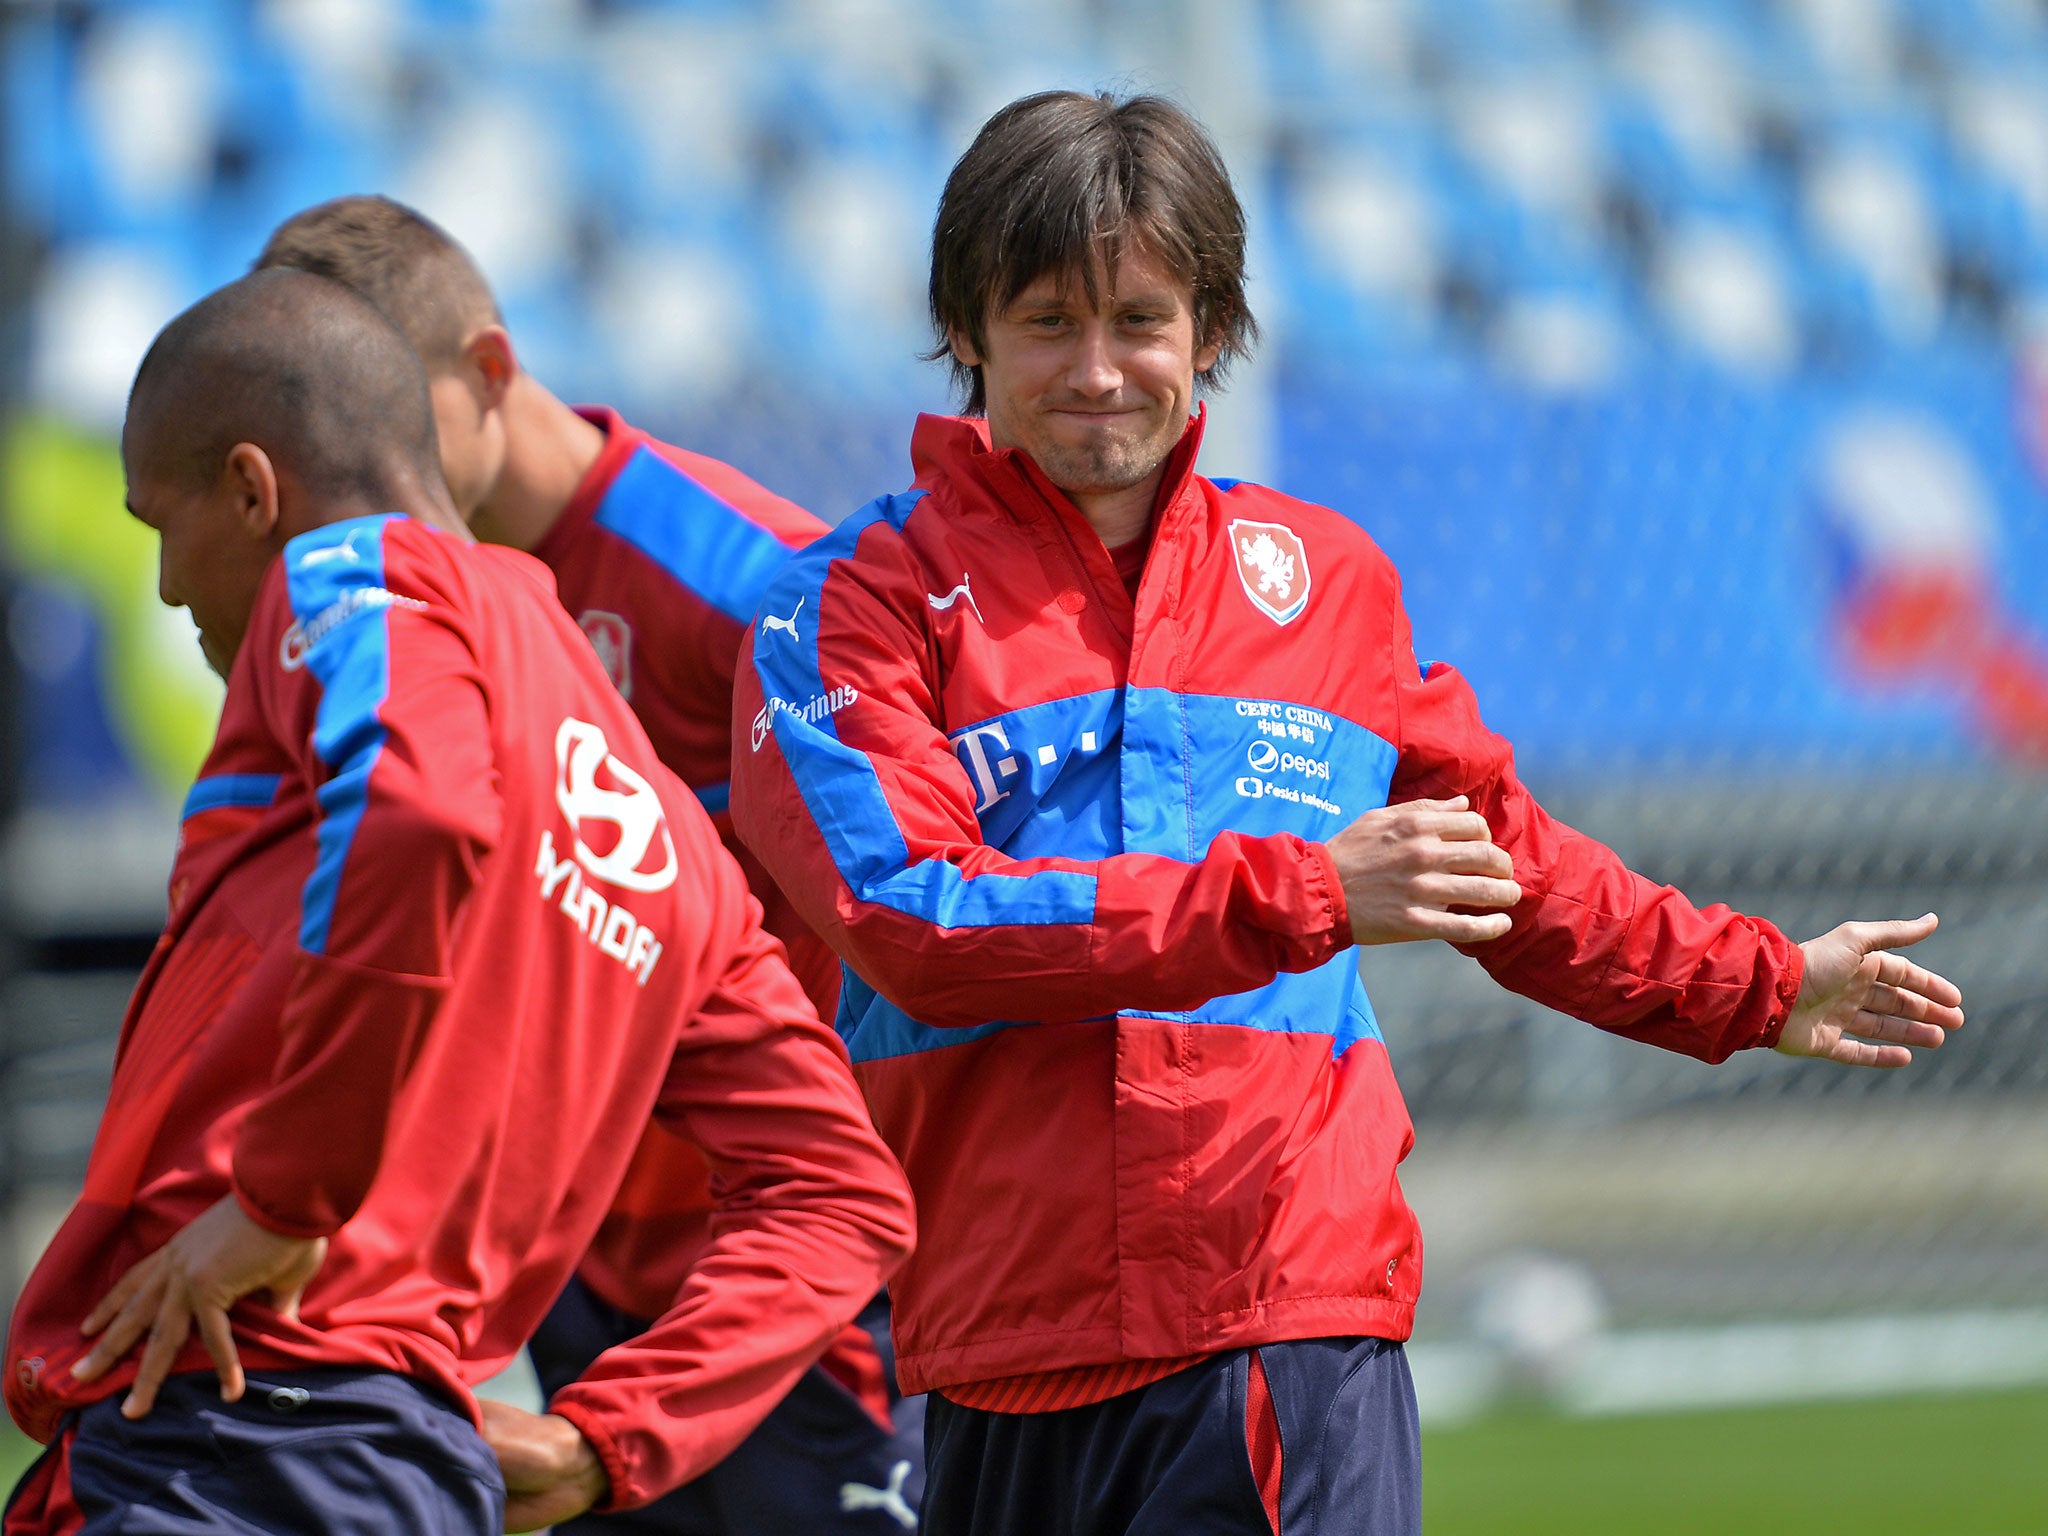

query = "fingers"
[1428,810,1496,843]
[1410,908,1514,944]
[197,1304,245,1403]
[1842,913,1940,957]
[72,1268,167,1384]
[1437,839,1514,878]
[79,1255,156,1340]
[1862,979,1965,1032]
[1872,952,1964,1014]
[122,1291,194,1419]
[1425,874,1524,912]
[264,1234,326,1325]
[1849,1010,1948,1050]
[1822,1036,1913,1070]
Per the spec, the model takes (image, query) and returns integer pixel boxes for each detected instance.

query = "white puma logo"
[762,596,804,643]
[296,529,369,568]
[927,574,983,623]
[839,1460,917,1528]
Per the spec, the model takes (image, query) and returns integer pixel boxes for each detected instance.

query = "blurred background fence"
[4,0,2048,1439]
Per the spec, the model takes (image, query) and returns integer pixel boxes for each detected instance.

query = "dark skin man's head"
[122,268,462,677]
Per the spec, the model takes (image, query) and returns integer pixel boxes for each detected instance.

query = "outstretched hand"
[479,1398,608,1532]
[1778,914,1964,1069]
[69,1193,326,1418]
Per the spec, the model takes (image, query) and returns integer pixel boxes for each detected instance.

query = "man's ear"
[463,325,518,410]
[223,443,281,541]
[1193,324,1224,376]
[948,327,984,369]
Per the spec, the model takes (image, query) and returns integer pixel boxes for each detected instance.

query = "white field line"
[1410,1307,2048,1425]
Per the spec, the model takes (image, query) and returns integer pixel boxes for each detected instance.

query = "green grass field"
[1424,1388,2048,1536]
[7,1386,2047,1531]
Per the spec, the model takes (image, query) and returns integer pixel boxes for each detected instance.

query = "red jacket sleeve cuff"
[229,1177,341,1241]
[550,1396,632,1513]
[1753,939,1804,1051]
[1303,838,1348,950]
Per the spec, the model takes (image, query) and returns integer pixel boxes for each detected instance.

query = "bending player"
[729,92,1967,1536]
[3,270,913,1535]
[253,198,924,1534]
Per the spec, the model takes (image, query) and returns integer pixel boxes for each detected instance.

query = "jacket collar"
[909,406,1211,536]
[535,406,647,561]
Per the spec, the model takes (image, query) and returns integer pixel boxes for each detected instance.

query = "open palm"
[1778,914,1965,1069]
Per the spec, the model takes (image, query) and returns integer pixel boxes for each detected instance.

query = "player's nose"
[155,550,185,611]
[1066,322,1123,396]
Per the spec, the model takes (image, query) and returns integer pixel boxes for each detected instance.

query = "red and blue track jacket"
[730,411,1804,1400]
[6,515,913,1508]
[530,407,841,1326]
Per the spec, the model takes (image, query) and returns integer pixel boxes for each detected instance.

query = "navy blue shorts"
[5,1367,504,1535]
[528,1276,924,1534]
[922,1337,1419,1536]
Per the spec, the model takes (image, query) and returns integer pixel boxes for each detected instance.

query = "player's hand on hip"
[1777,913,1964,1069]
[480,1399,609,1532]
[70,1193,326,1418]
[1326,795,1522,946]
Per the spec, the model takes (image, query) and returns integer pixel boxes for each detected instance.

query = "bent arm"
[1392,641,1801,1063]
[546,908,914,1510]
[729,532,1347,1027]
[232,524,502,1235]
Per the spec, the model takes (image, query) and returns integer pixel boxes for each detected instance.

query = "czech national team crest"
[579,610,634,699]
[1229,519,1311,625]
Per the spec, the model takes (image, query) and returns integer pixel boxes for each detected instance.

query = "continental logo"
[279,587,428,671]
[751,684,860,752]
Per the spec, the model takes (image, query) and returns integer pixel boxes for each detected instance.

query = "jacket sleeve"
[1385,575,1802,1063]
[546,901,914,1511]
[728,521,1348,1028]
[230,521,503,1236]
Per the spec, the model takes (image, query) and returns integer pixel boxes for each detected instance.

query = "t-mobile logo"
[953,721,1019,813]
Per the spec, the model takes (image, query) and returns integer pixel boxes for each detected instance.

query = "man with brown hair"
[254,198,921,1534]
[729,91,1964,1534]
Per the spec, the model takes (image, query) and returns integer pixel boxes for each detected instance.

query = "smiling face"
[121,417,282,679]
[955,244,1222,506]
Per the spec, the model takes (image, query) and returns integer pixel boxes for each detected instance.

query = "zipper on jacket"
[999,421,1208,659]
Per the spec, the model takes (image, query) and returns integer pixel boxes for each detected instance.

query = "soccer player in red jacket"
[253,197,923,1533]
[729,92,1967,1536]
[2,269,913,1535]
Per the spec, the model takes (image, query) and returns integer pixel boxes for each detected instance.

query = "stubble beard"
[1031,412,1180,500]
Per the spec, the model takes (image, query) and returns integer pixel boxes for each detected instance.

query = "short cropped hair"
[254,195,500,368]
[928,91,1258,414]
[129,268,440,505]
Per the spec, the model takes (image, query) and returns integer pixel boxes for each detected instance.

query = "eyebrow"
[1004,285,1182,315]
